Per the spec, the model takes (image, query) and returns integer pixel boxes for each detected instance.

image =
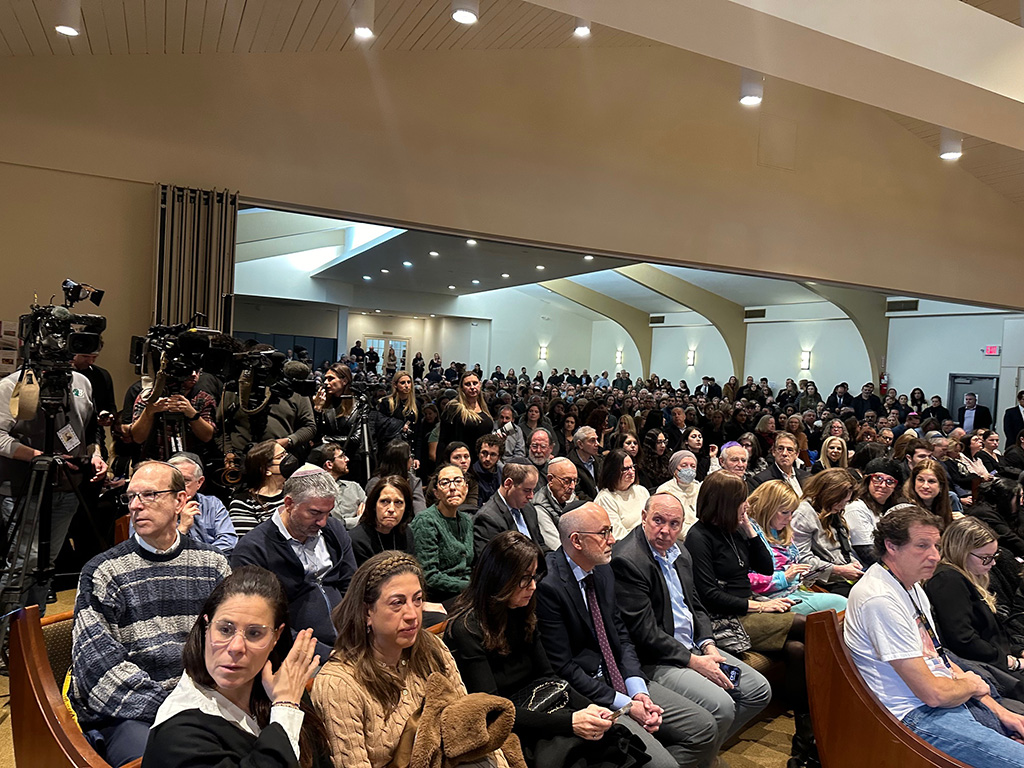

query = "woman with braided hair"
[311,552,511,768]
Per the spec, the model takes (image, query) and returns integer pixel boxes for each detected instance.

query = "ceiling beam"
[615,264,747,379]
[540,278,652,376]
[801,282,888,383]
[525,0,1024,151]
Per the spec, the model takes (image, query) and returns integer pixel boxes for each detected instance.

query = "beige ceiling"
[1,0,1021,205]
[0,0,652,56]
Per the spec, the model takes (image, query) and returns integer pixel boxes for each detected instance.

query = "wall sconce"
[539,345,548,361]
[615,350,623,366]
[800,351,811,370]
[686,350,696,367]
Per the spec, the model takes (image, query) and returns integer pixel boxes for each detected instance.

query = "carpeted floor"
[0,591,794,768]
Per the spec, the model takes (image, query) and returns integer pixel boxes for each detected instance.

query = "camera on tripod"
[12,280,106,419]
[130,319,226,400]
[230,349,317,416]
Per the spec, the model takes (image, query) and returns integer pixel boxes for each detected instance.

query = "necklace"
[375,528,396,552]
[725,531,746,569]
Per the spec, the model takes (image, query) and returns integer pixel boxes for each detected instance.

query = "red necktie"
[583,574,627,694]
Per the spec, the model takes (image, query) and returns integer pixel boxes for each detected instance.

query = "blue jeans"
[903,702,1024,767]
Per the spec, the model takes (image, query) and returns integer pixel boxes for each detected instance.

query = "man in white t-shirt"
[845,505,1024,767]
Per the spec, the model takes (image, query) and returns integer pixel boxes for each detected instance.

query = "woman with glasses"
[228,440,292,538]
[595,448,650,541]
[924,517,1024,689]
[737,432,768,475]
[313,552,512,768]
[145,566,331,768]
[791,468,864,596]
[685,472,816,768]
[408,463,474,603]
[636,428,671,491]
[844,458,903,566]
[446,532,640,767]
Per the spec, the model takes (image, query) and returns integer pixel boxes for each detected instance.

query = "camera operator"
[128,367,216,460]
[217,346,317,456]
[0,367,106,611]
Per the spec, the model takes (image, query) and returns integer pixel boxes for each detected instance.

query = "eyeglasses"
[622,465,636,474]
[575,527,614,540]
[552,475,578,487]
[437,477,466,489]
[120,489,176,505]
[869,474,897,488]
[969,551,998,566]
[207,618,276,649]
[775,445,797,454]
[655,438,668,445]
[518,573,540,589]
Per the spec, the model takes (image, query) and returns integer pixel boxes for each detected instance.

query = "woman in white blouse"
[594,448,651,540]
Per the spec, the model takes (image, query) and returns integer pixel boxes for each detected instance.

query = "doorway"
[948,374,998,423]
[366,336,409,377]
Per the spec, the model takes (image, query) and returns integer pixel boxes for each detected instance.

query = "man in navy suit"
[612,494,771,759]
[472,460,548,559]
[1003,391,1024,451]
[536,502,717,768]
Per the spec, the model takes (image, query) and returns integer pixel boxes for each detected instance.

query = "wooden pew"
[10,604,142,768]
[805,609,970,768]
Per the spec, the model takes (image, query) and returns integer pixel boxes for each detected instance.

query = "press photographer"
[217,344,317,456]
[128,323,218,461]
[0,280,107,612]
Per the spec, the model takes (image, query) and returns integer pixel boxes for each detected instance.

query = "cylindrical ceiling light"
[452,0,479,24]
[55,0,81,36]
[739,68,764,107]
[353,0,375,39]
[574,18,591,37]
[939,127,963,161]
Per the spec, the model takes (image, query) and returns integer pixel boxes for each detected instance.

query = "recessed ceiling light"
[413,316,418,319]
[55,0,81,36]
[452,0,478,24]
[536,265,545,271]
[354,26,374,39]
[466,239,477,246]
[501,273,510,278]
[573,18,591,37]
[472,279,480,285]
[403,261,413,267]
[429,251,439,257]
[375,309,381,313]
[584,255,594,261]
[430,314,436,318]
[361,311,367,315]
[380,269,389,273]
[448,285,456,290]
[362,275,372,281]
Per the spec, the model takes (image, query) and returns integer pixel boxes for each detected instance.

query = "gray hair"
[168,453,203,480]
[720,443,747,461]
[573,426,597,446]
[283,469,339,505]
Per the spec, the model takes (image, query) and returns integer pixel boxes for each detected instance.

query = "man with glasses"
[612,494,771,764]
[70,460,231,767]
[232,464,357,660]
[527,427,555,476]
[537,501,714,768]
[749,432,807,494]
[534,457,578,550]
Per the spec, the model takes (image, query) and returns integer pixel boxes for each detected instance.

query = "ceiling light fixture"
[536,265,545,271]
[380,269,389,273]
[472,279,480,284]
[430,314,436,317]
[466,239,477,246]
[361,311,367,315]
[375,309,381,313]
[448,285,456,290]
[403,261,413,267]
[501,273,510,278]
[429,251,439,257]
[583,255,594,261]
[451,0,479,24]
[362,275,372,281]
[55,0,81,36]
[352,0,375,39]
[939,127,963,161]
[574,18,591,37]
[739,68,764,106]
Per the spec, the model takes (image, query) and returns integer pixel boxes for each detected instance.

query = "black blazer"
[611,527,714,672]
[924,564,1017,664]
[1004,407,1024,451]
[536,548,645,708]
[567,448,603,502]
[748,462,809,492]
[472,491,548,559]
[958,405,993,431]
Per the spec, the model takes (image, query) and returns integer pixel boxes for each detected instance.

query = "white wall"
[887,313,1015,404]
[744,319,870,391]
[651,324,733,386]
[590,320,642,378]
[233,296,340,337]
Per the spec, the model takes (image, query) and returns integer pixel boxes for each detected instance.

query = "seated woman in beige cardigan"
[311,552,515,768]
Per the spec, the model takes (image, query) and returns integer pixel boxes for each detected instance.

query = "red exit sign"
[984,345,1001,356]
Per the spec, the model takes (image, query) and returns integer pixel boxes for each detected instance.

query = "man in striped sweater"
[70,461,231,767]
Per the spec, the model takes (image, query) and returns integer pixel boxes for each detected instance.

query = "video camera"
[12,280,106,418]
[129,317,227,400]
[231,349,317,415]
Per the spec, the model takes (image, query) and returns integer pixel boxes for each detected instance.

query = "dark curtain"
[154,185,237,331]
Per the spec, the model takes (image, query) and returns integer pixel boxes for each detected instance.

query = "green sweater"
[409,504,473,601]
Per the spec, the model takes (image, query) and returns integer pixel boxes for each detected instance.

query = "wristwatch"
[188,412,201,422]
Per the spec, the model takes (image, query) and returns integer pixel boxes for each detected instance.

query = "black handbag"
[508,676,571,714]
[710,615,752,654]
